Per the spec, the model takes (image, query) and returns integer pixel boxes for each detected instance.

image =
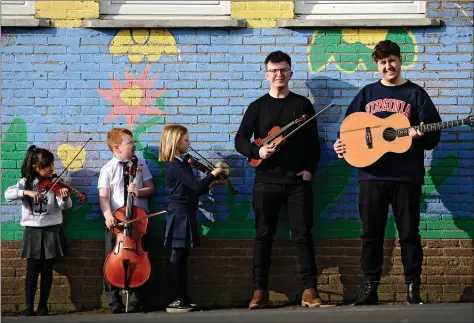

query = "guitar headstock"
[464,115,474,127]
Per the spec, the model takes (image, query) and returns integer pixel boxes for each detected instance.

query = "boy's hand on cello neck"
[127,183,139,197]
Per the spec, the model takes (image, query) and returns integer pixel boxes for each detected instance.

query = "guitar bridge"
[365,127,373,149]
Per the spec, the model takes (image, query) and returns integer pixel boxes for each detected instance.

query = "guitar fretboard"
[397,119,467,137]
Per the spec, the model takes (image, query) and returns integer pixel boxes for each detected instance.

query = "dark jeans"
[104,229,142,307]
[25,258,55,310]
[359,181,423,284]
[252,181,317,290]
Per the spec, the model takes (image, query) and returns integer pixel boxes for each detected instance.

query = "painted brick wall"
[1,0,473,313]
[36,0,99,28]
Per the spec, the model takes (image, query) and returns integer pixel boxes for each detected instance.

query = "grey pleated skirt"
[20,225,68,259]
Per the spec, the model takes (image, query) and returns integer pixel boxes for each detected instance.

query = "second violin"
[183,152,238,195]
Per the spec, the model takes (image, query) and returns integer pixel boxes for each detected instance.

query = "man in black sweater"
[334,40,441,306]
[235,51,323,309]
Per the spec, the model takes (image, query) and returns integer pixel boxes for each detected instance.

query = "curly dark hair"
[372,40,401,62]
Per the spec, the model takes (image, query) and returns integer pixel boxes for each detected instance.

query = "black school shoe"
[36,305,49,316]
[21,308,36,316]
[166,299,194,313]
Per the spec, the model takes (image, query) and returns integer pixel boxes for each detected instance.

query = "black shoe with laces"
[407,282,424,304]
[166,299,194,313]
[21,308,36,316]
[352,281,379,306]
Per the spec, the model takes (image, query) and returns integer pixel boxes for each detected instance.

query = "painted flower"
[96,65,167,130]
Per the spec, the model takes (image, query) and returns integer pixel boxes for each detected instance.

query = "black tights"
[25,258,55,310]
[168,247,190,302]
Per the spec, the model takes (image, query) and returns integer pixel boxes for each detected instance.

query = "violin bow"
[188,146,216,170]
[277,103,334,146]
[43,138,92,196]
[188,146,233,176]
[115,209,168,226]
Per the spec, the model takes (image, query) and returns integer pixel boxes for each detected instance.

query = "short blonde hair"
[159,124,188,162]
[107,128,133,153]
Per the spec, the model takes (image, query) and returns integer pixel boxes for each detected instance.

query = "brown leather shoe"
[249,289,269,309]
[301,288,322,308]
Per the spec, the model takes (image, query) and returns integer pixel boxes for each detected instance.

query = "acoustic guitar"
[339,112,473,168]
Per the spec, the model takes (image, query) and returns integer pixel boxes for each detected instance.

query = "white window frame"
[100,0,231,19]
[1,0,35,17]
[295,1,426,20]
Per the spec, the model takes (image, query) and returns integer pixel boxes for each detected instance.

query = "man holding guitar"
[235,51,324,309]
[334,40,442,306]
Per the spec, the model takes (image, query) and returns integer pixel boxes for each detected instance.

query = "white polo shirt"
[98,157,153,212]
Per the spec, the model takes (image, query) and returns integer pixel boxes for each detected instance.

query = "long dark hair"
[21,145,54,191]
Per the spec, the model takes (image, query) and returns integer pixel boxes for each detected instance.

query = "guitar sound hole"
[383,127,397,142]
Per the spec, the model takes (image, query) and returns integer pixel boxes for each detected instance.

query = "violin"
[249,114,309,168]
[37,137,92,202]
[38,174,87,203]
[103,156,151,312]
[184,153,238,195]
[249,103,334,167]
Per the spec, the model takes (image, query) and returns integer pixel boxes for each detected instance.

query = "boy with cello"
[98,128,155,313]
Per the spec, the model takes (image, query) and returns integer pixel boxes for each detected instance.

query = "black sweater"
[344,80,441,184]
[235,92,321,184]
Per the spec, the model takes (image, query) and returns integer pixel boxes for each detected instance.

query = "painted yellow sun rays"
[307,28,419,74]
[109,29,178,63]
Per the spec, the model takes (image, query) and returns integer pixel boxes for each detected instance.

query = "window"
[100,0,231,19]
[295,1,426,19]
[1,0,35,17]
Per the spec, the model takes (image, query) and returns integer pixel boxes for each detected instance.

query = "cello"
[103,156,151,312]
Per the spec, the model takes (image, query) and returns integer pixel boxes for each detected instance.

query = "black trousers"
[359,181,423,284]
[252,181,317,290]
[104,229,141,307]
[25,258,55,310]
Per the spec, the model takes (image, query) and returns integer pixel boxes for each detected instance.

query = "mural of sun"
[96,64,168,131]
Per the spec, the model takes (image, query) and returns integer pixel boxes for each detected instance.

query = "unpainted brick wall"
[1,238,473,313]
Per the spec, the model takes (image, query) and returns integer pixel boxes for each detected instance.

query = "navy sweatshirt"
[235,92,321,184]
[343,80,441,184]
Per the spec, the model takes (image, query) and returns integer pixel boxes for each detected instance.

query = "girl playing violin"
[4,145,72,316]
[158,124,226,313]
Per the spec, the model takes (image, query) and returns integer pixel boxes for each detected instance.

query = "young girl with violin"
[4,145,72,316]
[158,124,226,313]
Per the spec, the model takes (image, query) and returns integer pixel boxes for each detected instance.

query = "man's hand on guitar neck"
[408,122,424,139]
[333,138,345,158]
[259,143,276,159]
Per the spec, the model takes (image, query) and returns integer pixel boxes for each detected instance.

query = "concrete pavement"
[2,303,473,323]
